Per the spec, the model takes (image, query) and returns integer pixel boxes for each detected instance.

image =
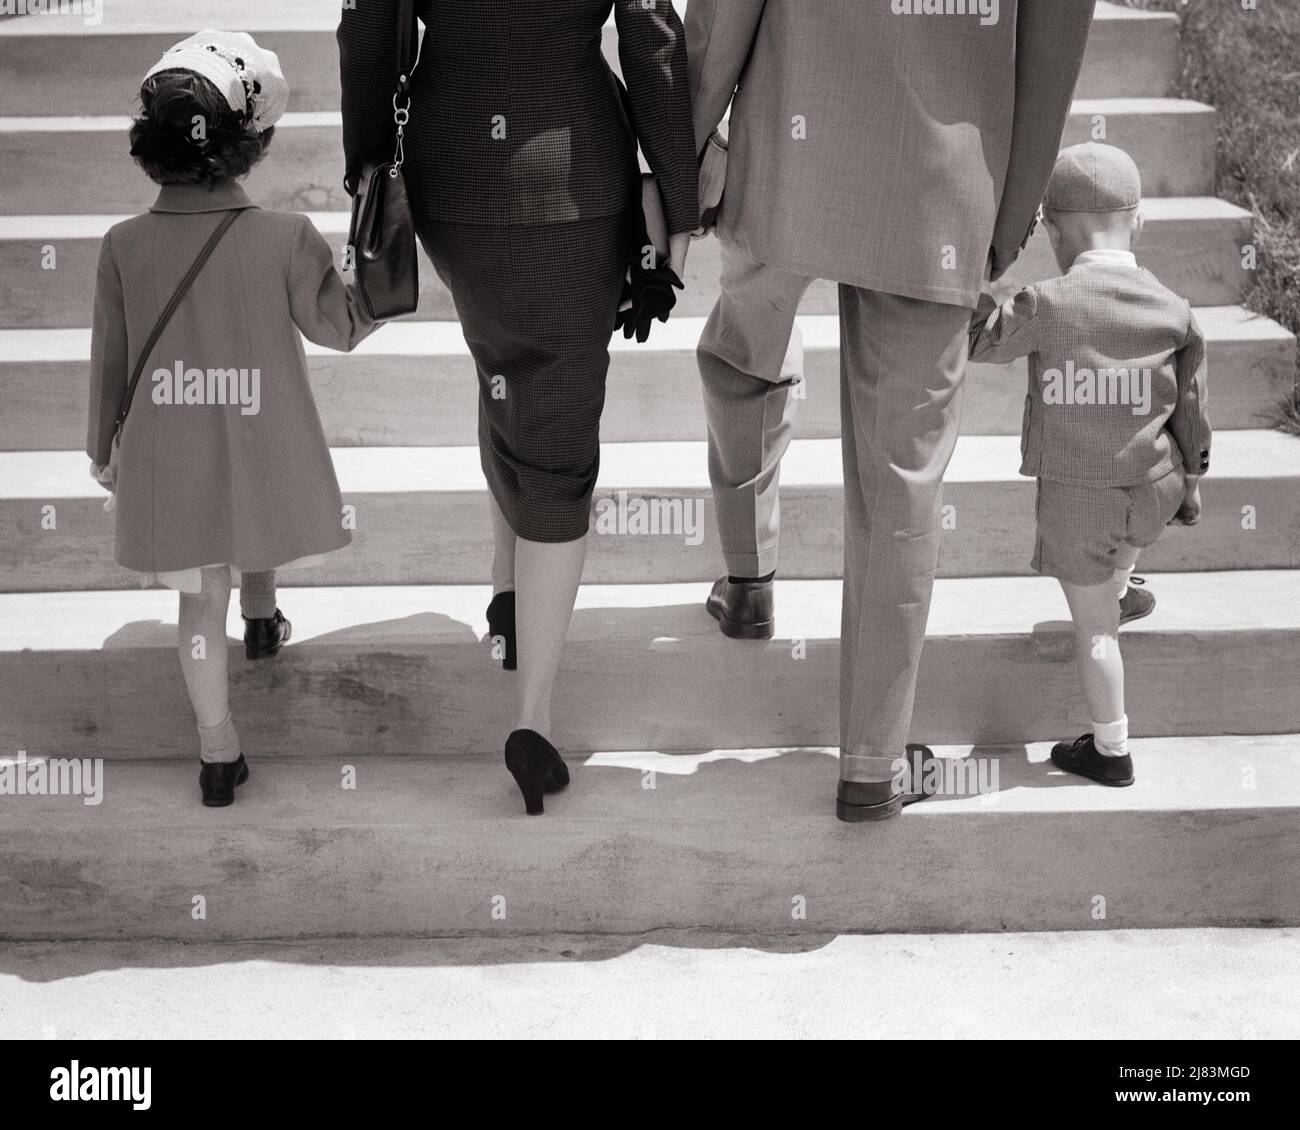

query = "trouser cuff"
[723,545,779,580]
[840,751,905,784]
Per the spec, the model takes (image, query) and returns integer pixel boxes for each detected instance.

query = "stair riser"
[3,627,1298,760]
[0,105,1216,221]
[3,474,1295,590]
[1064,104,1215,198]
[0,206,1256,331]
[0,14,1180,119]
[3,329,1292,449]
[1,803,1291,940]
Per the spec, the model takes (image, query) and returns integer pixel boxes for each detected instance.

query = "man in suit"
[686,0,1095,821]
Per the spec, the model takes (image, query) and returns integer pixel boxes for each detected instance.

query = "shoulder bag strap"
[113,208,243,434]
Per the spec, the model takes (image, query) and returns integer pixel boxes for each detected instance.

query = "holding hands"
[616,175,688,344]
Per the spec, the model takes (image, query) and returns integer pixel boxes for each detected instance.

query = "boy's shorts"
[1031,467,1186,585]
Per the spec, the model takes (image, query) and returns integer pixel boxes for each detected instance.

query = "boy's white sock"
[1112,565,1135,602]
[1093,716,1129,758]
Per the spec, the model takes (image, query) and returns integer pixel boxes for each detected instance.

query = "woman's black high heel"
[504,729,569,815]
[486,591,517,670]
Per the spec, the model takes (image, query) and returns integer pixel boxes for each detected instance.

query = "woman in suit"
[338,1,698,813]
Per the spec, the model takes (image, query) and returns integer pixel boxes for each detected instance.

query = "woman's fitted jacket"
[338,0,699,234]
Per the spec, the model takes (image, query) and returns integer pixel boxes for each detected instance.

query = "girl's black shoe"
[243,609,291,659]
[200,754,249,807]
[486,591,517,670]
[504,729,569,815]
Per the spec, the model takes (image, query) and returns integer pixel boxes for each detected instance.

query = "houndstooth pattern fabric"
[969,262,1213,487]
[339,0,699,233]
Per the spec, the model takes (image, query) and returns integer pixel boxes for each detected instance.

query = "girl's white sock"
[239,570,278,620]
[1093,715,1129,758]
[198,713,241,764]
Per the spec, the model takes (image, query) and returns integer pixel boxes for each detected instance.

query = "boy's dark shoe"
[243,609,292,659]
[706,576,775,640]
[836,744,938,822]
[1119,577,1155,625]
[200,754,249,807]
[1050,733,1134,787]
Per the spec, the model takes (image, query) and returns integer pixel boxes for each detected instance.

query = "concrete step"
[0,2,1179,117]
[0,98,1216,221]
[2,736,1296,940]
[3,432,1296,590]
[0,197,1257,332]
[1,307,1291,449]
[2,572,1298,757]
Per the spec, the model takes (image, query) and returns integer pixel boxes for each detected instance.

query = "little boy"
[968,142,1211,787]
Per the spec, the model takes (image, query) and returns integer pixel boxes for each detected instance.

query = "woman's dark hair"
[129,70,274,187]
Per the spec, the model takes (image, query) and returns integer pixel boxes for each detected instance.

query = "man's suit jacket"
[686,0,1095,307]
[338,0,698,233]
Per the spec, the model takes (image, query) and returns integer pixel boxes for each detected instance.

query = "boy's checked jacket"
[969,256,1213,487]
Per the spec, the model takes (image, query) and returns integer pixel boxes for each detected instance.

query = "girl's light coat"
[88,180,375,574]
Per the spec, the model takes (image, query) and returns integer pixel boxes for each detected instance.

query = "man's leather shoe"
[706,576,774,639]
[1050,733,1134,787]
[243,609,291,659]
[200,754,249,807]
[836,744,937,823]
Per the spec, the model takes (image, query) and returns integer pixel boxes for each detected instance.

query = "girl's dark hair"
[129,70,274,187]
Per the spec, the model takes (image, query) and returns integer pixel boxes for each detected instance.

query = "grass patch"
[1119,0,1300,426]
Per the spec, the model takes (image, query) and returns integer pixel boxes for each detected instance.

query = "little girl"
[87,31,377,806]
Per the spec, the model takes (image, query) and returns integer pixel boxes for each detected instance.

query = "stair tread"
[4,430,1295,498]
[0,96,1214,135]
[3,570,1297,651]
[1,304,1288,364]
[0,195,1250,245]
[3,737,1297,832]
[1071,97,1213,116]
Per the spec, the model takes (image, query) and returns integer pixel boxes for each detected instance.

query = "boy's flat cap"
[1044,142,1142,213]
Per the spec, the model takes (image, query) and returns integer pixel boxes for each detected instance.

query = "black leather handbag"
[348,0,420,320]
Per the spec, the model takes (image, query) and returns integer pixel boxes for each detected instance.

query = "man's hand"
[1170,478,1202,526]
[987,246,1018,283]
[695,129,728,239]
[89,460,114,493]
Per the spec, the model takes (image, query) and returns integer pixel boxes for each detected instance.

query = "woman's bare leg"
[489,492,517,596]
[513,534,587,739]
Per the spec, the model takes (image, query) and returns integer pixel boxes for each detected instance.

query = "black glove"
[616,247,684,344]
